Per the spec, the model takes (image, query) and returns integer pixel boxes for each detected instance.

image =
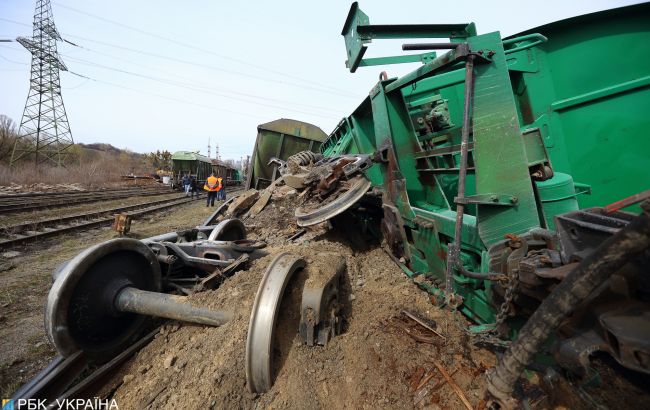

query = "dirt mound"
[111,198,495,410]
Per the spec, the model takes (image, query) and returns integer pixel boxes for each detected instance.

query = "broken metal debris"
[45,220,264,361]
[295,175,371,227]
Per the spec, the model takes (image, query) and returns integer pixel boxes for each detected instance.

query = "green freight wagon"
[246,118,328,190]
[171,151,212,188]
[317,2,650,399]
[212,159,242,186]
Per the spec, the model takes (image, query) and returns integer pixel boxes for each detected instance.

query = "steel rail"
[0,185,163,199]
[0,186,169,204]
[0,196,193,249]
[0,187,172,213]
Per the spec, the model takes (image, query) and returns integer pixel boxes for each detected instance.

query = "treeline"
[0,114,170,186]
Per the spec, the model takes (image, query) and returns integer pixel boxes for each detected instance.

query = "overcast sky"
[0,0,640,161]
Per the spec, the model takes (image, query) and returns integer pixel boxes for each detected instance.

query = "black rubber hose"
[487,202,650,405]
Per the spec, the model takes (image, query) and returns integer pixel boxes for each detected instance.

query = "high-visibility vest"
[204,176,219,191]
[216,177,223,191]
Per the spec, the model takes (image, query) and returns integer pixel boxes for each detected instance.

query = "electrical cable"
[1,16,356,98]
[2,43,343,120]
[62,54,340,119]
[71,47,344,114]
[51,1,353,95]
[66,71,292,122]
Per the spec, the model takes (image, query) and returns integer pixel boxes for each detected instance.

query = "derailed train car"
[309,2,650,403]
[245,118,327,190]
[14,3,650,407]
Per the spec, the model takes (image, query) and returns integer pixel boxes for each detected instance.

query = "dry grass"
[0,157,125,187]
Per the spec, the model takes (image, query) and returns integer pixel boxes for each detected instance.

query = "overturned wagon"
[245,118,328,190]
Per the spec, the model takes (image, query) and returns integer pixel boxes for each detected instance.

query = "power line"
[67,71,274,121]
[62,77,90,90]
[0,16,358,98]
[70,46,344,114]
[0,53,28,65]
[51,2,353,95]
[3,42,343,119]
[61,54,340,120]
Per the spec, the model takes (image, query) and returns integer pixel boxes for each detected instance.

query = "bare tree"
[0,115,19,164]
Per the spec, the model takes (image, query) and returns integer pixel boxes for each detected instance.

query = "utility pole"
[11,0,74,167]
[207,137,211,159]
[215,143,220,161]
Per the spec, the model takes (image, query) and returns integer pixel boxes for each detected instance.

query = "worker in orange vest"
[204,172,220,207]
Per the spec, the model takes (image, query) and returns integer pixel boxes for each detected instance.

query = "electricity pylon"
[11,0,74,167]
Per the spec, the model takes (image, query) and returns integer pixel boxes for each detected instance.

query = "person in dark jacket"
[190,176,199,199]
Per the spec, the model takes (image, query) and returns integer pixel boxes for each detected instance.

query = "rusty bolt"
[487,51,495,58]
[510,196,518,204]
[490,195,498,202]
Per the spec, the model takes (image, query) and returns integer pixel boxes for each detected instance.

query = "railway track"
[0,196,193,249]
[0,185,172,214]
[10,189,246,402]
[13,331,157,408]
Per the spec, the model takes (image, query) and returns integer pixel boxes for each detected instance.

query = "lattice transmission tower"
[11,0,74,167]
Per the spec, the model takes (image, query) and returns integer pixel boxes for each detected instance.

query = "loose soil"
[111,242,494,410]
[94,192,496,410]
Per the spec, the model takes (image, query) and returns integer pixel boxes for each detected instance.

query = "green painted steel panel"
[171,151,213,183]
[507,3,650,209]
[469,32,541,246]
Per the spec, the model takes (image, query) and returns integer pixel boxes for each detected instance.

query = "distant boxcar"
[171,151,212,189]
[246,118,328,190]
[211,159,242,186]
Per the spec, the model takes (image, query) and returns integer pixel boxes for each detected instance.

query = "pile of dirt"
[110,184,496,409]
[245,194,310,246]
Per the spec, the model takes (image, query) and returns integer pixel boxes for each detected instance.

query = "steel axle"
[46,238,233,360]
[114,287,232,327]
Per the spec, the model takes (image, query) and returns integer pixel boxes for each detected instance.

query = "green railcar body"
[322,1,650,335]
[171,151,213,187]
